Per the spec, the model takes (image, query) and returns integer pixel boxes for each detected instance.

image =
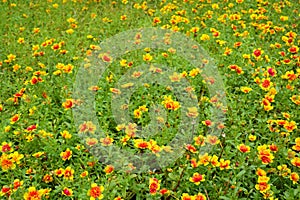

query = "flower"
[62,188,73,196]
[169,72,182,82]
[1,142,13,153]
[42,174,53,183]
[10,114,20,124]
[257,145,274,165]
[186,107,198,118]
[87,183,104,200]
[149,178,160,195]
[260,78,273,91]
[13,179,23,191]
[0,186,11,197]
[290,172,299,184]
[240,86,252,93]
[62,99,74,110]
[104,165,114,174]
[100,137,114,146]
[60,148,72,161]
[219,159,230,170]
[134,139,149,149]
[79,121,96,134]
[200,34,210,41]
[143,53,153,61]
[199,153,211,166]
[63,166,74,180]
[181,193,194,200]
[292,138,300,151]
[252,48,264,59]
[60,130,72,139]
[237,144,250,153]
[23,187,43,200]
[291,157,300,168]
[195,193,206,200]
[189,173,205,185]
[161,95,180,111]
[284,121,297,132]
[0,154,15,171]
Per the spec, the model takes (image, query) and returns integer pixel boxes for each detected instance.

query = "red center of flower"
[253,49,261,57]
[63,189,71,196]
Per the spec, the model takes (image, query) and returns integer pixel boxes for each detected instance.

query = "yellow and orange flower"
[87,183,104,200]
[149,178,160,195]
[237,144,250,153]
[189,173,205,185]
[63,166,74,180]
[60,148,72,161]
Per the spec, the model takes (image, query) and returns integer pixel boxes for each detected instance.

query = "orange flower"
[260,78,273,91]
[134,139,149,149]
[292,138,300,151]
[190,158,199,168]
[202,120,213,127]
[219,159,230,170]
[0,154,15,171]
[54,168,64,177]
[63,166,74,180]
[181,193,194,200]
[256,168,267,176]
[149,178,160,195]
[206,135,219,145]
[283,121,297,132]
[153,17,161,25]
[169,72,182,82]
[161,96,180,111]
[194,135,205,146]
[290,172,299,184]
[79,121,96,134]
[189,173,205,185]
[110,88,121,95]
[159,188,170,195]
[240,86,252,93]
[100,137,114,146]
[60,130,72,139]
[104,165,114,174]
[269,144,278,152]
[42,174,53,183]
[186,144,197,153]
[237,144,250,153]
[199,153,211,166]
[87,183,104,200]
[62,99,74,110]
[80,171,88,178]
[13,179,23,191]
[291,157,300,168]
[257,146,274,164]
[10,114,20,124]
[101,53,112,63]
[210,155,220,167]
[23,187,43,200]
[288,45,299,53]
[60,148,72,161]
[255,182,270,193]
[194,193,206,200]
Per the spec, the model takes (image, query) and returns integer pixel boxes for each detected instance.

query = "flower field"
[0,0,299,199]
